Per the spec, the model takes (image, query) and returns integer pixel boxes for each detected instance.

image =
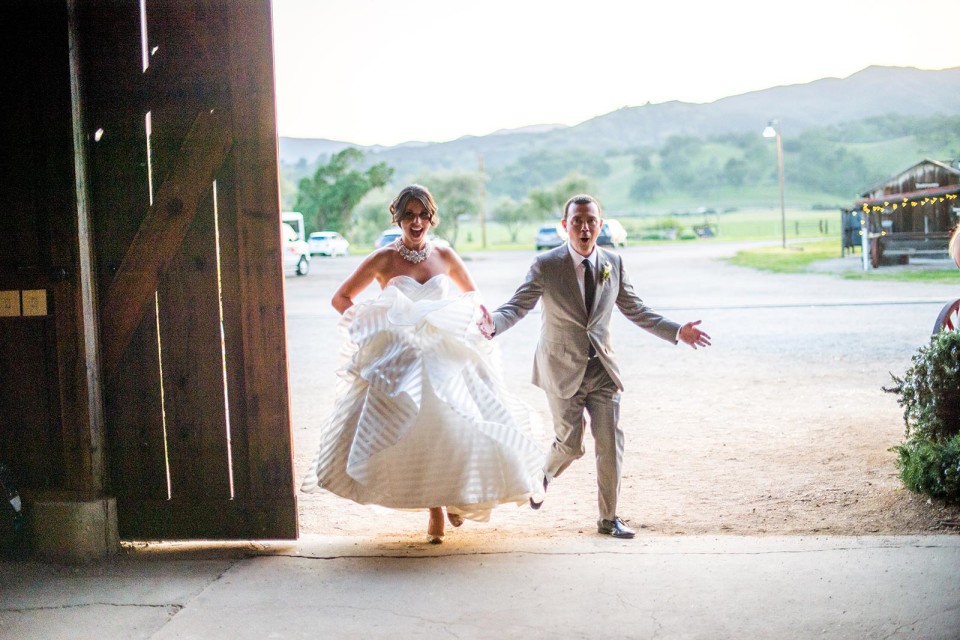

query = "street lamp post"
[763,119,786,249]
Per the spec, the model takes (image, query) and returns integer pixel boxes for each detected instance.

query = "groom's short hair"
[562,194,601,221]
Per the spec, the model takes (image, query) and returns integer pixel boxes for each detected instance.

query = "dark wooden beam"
[100,107,233,377]
[225,1,297,520]
[64,0,106,494]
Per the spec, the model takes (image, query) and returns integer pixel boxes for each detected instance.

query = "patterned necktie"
[582,258,596,314]
[583,258,596,358]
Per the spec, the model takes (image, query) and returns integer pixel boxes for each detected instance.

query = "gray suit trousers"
[544,358,623,521]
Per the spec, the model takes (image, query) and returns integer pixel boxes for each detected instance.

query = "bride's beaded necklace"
[394,238,432,264]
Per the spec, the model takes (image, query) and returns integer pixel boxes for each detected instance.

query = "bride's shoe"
[447,511,464,528]
[427,508,444,544]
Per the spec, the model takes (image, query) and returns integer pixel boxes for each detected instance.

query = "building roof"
[857,157,960,199]
[854,158,960,207]
[855,183,960,207]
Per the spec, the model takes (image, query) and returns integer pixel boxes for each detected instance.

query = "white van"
[598,219,627,248]
[281,212,310,276]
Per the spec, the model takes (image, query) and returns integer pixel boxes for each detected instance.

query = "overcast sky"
[271,0,960,146]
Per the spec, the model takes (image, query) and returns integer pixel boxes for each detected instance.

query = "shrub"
[887,330,960,501]
[892,434,960,500]
[888,331,960,443]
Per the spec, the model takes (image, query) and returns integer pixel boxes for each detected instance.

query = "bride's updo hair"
[389,184,439,227]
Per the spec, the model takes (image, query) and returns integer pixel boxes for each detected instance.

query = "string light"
[860,193,957,214]
[850,193,959,237]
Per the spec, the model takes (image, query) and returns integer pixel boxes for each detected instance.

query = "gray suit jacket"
[492,245,680,399]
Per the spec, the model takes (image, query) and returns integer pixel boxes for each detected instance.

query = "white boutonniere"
[600,262,612,283]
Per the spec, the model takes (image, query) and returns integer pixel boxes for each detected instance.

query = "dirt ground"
[283,242,960,543]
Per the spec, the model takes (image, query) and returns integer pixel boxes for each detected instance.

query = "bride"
[300,184,543,543]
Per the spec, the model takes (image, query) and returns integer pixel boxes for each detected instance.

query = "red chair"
[932,228,960,333]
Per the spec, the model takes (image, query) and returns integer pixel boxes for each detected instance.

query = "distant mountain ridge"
[279,66,960,171]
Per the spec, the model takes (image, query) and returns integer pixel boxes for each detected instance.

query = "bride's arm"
[440,246,477,293]
[331,251,387,314]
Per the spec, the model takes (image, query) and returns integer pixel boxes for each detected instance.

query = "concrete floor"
[2,535,959,639]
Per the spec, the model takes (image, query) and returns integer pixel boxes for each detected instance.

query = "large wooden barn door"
[76,0,297,539]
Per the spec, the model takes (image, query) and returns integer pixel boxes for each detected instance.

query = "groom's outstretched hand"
[679,320,711,349]
[477,305,496,340]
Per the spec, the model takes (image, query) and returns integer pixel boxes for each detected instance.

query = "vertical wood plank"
[157,191,232,500]
[105,307,168,525]
[146,0,231,502]
[62,0,108,496]
[74,0,167,523]
[211,160,253,497]
[225,0,296,523]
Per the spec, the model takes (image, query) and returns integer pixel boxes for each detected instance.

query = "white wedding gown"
[301,274,544,521]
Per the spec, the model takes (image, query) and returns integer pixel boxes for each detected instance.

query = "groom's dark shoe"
[597,516,635,539]
[529,476,549,510]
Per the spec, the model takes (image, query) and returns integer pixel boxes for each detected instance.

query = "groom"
[479,194,710,539]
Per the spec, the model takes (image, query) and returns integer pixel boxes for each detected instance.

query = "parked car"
[535,224,568,250]
[282,222,310,276]
[597,219,628,248]
[308,231,350,256]
[375,228,450,249]
[375,228,403,248]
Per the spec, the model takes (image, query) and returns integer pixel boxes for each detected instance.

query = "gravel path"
[284,241,960,542]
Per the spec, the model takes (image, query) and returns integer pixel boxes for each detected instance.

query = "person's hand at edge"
[679,320,711,349]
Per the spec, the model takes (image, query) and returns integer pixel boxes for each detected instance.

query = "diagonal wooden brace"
[101,108,233,378]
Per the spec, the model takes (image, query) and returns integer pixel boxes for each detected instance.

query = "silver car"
[535,224,568,250]
[308,231,350,256]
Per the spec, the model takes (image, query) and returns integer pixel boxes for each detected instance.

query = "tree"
[659,135,701,190]
[722,158,747,188]
[488,149,610,200]
[492,196,533,243]
[350,193,393,245]
[629,171,664,201]
[528,173,592,221]
[416,170,484,248]
[293,148,393,236]
[632,147,655,171]
[790,133,870,196]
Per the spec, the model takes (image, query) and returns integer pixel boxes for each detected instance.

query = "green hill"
[280,66,960,214]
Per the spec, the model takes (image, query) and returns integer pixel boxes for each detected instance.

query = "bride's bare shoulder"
[432,242,461,262]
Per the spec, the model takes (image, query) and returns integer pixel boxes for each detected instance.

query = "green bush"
[887,331,960,501]
[888,331,960,443]
[892,434,960,500]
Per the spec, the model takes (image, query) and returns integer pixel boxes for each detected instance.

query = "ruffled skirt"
[301,278,543,521]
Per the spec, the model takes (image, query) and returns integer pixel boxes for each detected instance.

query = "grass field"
[346,207,839,254]
[347,207,958,282]
[726,240,841,273]
[444,207,840,253]
[727,239,960,282]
